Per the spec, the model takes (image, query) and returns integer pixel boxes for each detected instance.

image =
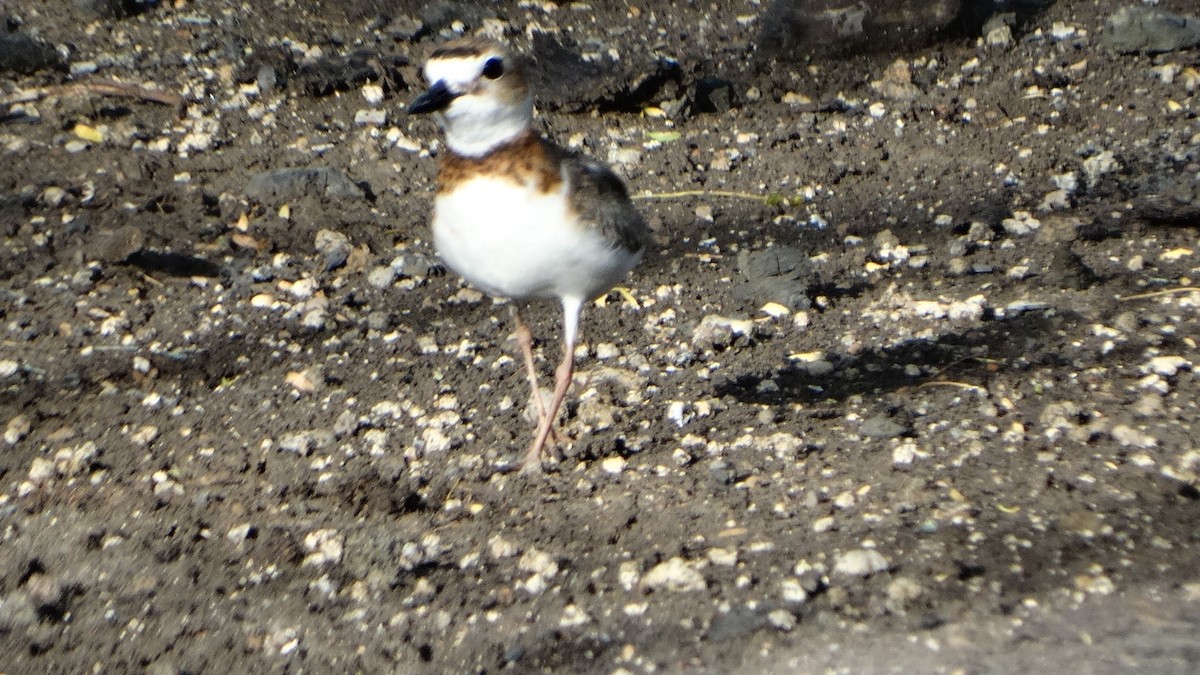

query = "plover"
[408,37,649,472]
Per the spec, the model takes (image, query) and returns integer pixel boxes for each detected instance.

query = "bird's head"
[408,37,534,157]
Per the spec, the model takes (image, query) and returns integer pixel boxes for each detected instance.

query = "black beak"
[408,80,457,115]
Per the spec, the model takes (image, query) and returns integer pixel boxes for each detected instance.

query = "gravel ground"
[2,0,1200,672]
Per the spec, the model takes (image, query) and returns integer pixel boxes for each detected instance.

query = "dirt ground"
[2,0,1200,672]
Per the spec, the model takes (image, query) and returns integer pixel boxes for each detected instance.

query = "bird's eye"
[482,57,504,80]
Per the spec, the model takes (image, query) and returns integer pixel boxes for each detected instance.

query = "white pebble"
[768,609,797,631]
[666,401,691,428]
[812,516,836,533]
[833,549,890,577]
[354,109,387,126]
[892,440,917,466]
[489,535,518,559]
[600,456,627,474]
[302,529,344,567]
[4,414,31,445]
[227,523,254,545]
[0,360,19,378]
[780,578,808,604]
[288,278,317,299]
[559,604,591,628]
[1145,356,1190,377]
[361,84,384,105]
[595,342,619,360]
[1111,424,1157,449]
[641,557,705,592]
[29,457,56,483]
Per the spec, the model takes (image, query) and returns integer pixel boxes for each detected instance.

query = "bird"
[407,36,649,472]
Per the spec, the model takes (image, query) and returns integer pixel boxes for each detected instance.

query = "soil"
[2,0,1200,673]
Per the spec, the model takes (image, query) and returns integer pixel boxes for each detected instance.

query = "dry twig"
[2,79,183,108]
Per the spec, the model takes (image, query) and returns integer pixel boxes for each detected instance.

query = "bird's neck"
[442,96,534,158]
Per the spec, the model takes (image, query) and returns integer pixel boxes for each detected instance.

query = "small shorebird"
[408,37,649,472]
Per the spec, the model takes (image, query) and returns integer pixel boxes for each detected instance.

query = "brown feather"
[439,131,563,195]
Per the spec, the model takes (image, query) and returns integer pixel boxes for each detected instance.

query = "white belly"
[432,176,640,303]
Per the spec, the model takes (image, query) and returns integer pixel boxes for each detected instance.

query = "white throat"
[440,93,533,157]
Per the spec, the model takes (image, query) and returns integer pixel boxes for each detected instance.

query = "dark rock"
[860,414,907,439]
[97,225,145,263]
[1047,248,1100,291]
[0,33,65,75]
[704,606,769,641]
[1099,6,1200,54]
[693,77,736,114]
[735,245,816,310]
[526,31,682,113]
[73,0,158,19]
[126,250,222,277]
[295,51,407,97]
[758,0,963,59]
[418,1,497,35]
[245,167,366,203]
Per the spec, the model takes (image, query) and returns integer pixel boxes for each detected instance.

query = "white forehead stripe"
[424,54,499,91]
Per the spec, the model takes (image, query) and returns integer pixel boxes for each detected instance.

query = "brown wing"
[551,142,651,255]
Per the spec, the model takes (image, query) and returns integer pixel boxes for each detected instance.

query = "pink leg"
[513,307,559,443]
[520,338,575,472]
[520,297,583,473]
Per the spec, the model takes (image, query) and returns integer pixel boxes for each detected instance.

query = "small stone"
[302,529,344,566]
[1146,355,1190,377]
[227,523,254,545]
[892,440,917,466]
[489,535,519,559]
[666,401,691,428]
[354,108,387,126]
[1082,151,1120,187]
[693,76,736,113]
[130,425,158,445]
[518,548,558,577]
[1002,211,1041,236]
[362,84,384,105]
[873,59,920,101]
[886,577,924,613]
[314,229,351,271]
[780,578,808,604]
[288,278,317,300]
[5,414,31,444]
[559,604,591,628]
[39,186,68,207]
[364,311,390,330]
[860,415,906,439]
[600,456,627,474]
[285,370,317,393]
[986,23,1014,48]
[367,265,396,288]
[1111,424,1157,449]
[832,549,890,578]
[301,308,327,329]
[1133,393,1163,418]
[767,609,797,631]
[595,342,619,360]
[812,516,835,533]
[0,360,19,378]
[707,548,738,567]
[29,457,56,483]
[642,557,706,593]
